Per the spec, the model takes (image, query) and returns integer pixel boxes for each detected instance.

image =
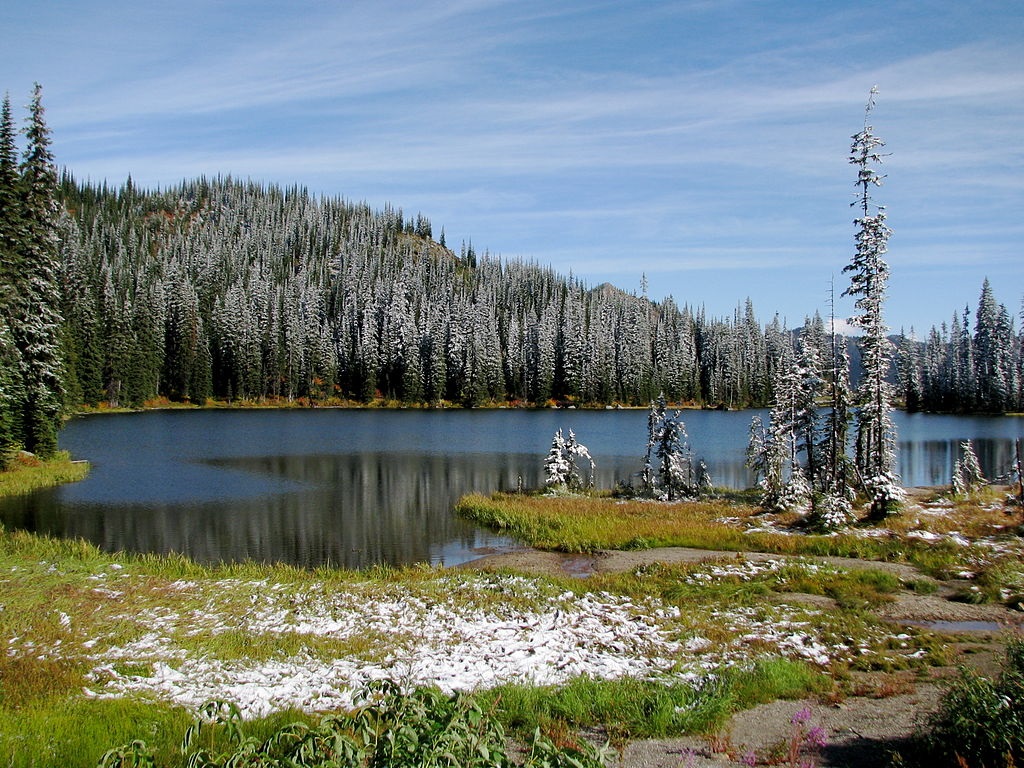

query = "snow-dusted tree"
[9,85,65,456]
[696,459,714,495]
[842,87,903,519]
[972,279,1017,413]
[543,428,594,491]
[0,95,21,295]
[0,96,22,461]
[0,317,22,467]
[810,299,856,530]
[952,439,985,496]
[544,429,572,489]
[819,286,856,493]
[897,329,923,413]
[643,394,699,500]
[749,347,814,513]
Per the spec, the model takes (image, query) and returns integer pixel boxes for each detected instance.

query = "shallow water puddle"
[901,619,1008,632]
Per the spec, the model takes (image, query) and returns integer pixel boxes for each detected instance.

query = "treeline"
[0,87,65,461]
[55,175,801,410]
[50,177,1024,415]
[897,278,1024,414]
[4,87,1022,431]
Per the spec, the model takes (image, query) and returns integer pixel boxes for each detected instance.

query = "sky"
[2,0,1022,333]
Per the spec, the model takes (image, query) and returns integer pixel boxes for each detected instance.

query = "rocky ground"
[469,546,1023,767]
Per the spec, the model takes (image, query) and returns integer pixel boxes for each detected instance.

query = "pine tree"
[819,282,855,502]
[543,428,594,491]
[952,439,985,496]
[0,95,22,289]
[842,88,902,518]
[643,394,698,500]
[8,85,65,456]
[0,96,21,460]
[0,317,22,466]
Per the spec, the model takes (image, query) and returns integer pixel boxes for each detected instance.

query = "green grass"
[0,451,89,497]
[485,658,829,742]
[0,698,320,768]
[895,639,1024,768]
[454,492,974,575]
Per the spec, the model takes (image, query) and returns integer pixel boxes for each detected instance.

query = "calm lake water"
[1,409,1021,568]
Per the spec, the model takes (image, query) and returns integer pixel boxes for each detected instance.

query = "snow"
[62,571,928,719]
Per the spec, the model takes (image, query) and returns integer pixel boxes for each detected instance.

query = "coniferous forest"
[1,86,1023,473]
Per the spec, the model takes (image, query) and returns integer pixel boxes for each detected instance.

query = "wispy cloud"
[2,0,1021,331]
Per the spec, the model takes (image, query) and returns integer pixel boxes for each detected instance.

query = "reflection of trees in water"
[1,453,541,568]
[1,434,1020,568]
[898,438,1019,487]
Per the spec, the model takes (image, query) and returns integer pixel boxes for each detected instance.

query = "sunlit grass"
[0,451,89,497]
[486,658,830,742]
[454,492,973,571]
[0,697,316,768]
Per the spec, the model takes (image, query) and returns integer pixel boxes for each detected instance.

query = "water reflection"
[0,409,1019,568]
[897,438,1020,487]
[2,452,532,568]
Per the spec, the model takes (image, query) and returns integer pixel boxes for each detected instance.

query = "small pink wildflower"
[790,706,812,725]
[805,724,828,749]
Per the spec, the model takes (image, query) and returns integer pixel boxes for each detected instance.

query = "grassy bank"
[0,451,89,497]
[2,470,1017,765]
[454,490,1023,580]
[0,518,951,767]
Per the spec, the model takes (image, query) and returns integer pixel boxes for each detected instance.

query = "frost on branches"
[842,87,903,519]
[543,428,595,492]
[951,439,985,497]
[745,344,821,516]
[641,394,705,500]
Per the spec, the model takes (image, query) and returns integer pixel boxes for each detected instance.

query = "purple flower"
[805,725,828,749]
[790,706,812,725]
[740,748,758,766]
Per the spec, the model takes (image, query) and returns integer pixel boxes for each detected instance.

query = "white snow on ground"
[67,571,918,719]
[682,558,827,584]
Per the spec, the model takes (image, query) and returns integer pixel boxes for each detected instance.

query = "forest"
[51,176,1022,416]
[1,86,1022,473]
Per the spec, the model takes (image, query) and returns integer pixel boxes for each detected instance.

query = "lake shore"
[3,468,1024,766]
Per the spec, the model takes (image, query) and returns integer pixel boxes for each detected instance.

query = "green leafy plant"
[98,682,612,767]
[900,637,1024,767]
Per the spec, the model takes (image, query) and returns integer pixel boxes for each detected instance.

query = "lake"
[1,409,1021,568]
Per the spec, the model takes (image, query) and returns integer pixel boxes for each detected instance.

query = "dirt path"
[468,546,928,581]
[464,546,1023,767]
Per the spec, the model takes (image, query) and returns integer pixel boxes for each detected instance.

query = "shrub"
[99,682,612,767]
[904,637,1024,767]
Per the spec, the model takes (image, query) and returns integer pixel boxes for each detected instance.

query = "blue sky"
[2,0,1022,333]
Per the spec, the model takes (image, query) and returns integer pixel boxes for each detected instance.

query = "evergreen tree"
[751,347,813,513]
[842,88,902,518]
[0,95,22,291]
[953,439,985,495]
[812,297,856,529]
[7,85,65,456]
[643,394,698,500]
[974,278,1007,412]
[543,428,594,491]
[0,317,22,466]
[0,96,22,461]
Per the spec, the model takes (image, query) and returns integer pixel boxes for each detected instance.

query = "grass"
[0,519,937,767]
[0,451,89,497]
[454,491,1015,578]
[486,658,829,745]
[1,474,1014,765]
